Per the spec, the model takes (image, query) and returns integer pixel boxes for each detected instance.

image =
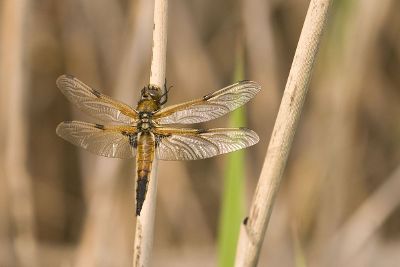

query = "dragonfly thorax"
[137,112,154,132]
[137,98,160,113]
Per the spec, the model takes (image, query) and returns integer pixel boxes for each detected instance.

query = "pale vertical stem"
[0,0,38,266]
[149,0,168,87]
[133,0,168,266]
[234,0,332,266]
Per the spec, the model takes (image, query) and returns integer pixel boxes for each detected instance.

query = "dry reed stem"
[0,0,38,266]
[133,0,168,266]
[235,0,332,266]
[302,0,395,257]
[312,0,394,241]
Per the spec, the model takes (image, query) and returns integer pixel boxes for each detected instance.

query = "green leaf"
[217,38,246,267]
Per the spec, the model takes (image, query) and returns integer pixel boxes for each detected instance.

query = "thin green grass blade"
[293,228,308,267]
[217,40,246,267]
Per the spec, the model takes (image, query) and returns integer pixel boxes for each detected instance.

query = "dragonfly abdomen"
[135,132,156,216]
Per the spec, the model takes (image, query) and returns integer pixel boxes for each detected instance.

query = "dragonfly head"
[141,85,163,102]
[140,83,170,106]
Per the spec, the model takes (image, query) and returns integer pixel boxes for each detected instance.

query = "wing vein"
[154,81,260,124]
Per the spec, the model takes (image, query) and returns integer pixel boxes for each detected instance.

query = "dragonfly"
[56,74,260,215]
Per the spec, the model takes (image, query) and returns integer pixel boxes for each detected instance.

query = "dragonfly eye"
[141,87,149,98]
[148,88,159,97]
[143,86,162,101]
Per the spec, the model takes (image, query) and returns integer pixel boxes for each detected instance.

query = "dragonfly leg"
[159,78,169,105]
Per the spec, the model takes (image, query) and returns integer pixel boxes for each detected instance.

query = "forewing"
[154,127,259,160]
[153,80,260,124]
[56,121,137,158]
[57,74,138,124]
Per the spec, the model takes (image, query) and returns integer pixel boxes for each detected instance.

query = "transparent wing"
[153,80,260,124]
[154,127,259,161]
[57,74,138,124]
[56,121,137,158]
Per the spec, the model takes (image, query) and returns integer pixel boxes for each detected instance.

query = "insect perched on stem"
[56,75,260,215]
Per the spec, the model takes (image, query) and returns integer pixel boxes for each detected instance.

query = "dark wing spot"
[129,135,137,148]
[91,89,102,98]
[121,131,137,147]
[155,134,172,147]
[95,124,105,130]
[243,216,249,225]
[203,93,213,100]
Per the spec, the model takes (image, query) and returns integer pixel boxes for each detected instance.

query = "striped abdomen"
[135,132,155,216]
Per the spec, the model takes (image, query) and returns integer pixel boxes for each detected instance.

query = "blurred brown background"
[1,0,400,266]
